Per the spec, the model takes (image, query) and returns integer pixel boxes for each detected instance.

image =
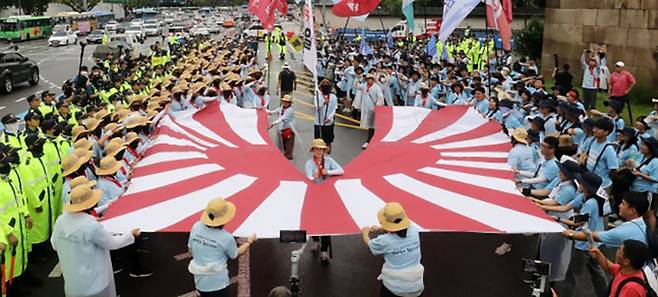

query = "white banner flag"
[303,0,317,75]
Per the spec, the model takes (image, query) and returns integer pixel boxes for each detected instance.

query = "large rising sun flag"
[101,102,564,238]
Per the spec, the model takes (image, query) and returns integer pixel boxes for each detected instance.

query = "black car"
[0,51,39,93]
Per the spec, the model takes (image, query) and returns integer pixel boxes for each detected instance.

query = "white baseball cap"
[615,61,625,67]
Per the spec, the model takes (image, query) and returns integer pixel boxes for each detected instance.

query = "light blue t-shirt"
[586,140,619,188]
[368,224,421,270]
[508,144,536,173]
[188,221,239,292]
[305,156,343,184]
[574,197,605,251]
[598,218,647,248]
[534,158,559,190]
[608,117,625,143]
[630,157,658,193]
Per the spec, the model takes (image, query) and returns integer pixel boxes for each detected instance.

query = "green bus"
[0,16,53,41]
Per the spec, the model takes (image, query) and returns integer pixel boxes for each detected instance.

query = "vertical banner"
[303,0,317,76]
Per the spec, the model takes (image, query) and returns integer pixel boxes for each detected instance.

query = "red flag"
[502,0,513,23]
[248,0,276,32]
[274,0,288,16]
[486,0,512,51]
[332,0,381,17]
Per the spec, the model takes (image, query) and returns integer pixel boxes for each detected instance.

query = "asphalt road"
[11,22,601,297]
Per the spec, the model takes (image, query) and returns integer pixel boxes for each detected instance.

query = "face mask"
[81,71,88,76]
[4,123,19,134]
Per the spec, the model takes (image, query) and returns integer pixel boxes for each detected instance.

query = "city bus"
[0,15,53,41]
[133,8,158,20]
[93,11,114,29]
[54,12,97,35]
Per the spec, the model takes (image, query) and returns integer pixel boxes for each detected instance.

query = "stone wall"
[541,0,658,94]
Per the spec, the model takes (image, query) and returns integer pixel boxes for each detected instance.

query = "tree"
[9,0,49,15]
[513,17,543,59]
[58,0,102,12]
[120,0,159,18]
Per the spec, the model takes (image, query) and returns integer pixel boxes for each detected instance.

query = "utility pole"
[83,0,88,11]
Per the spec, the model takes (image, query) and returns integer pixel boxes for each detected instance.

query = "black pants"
[583,88,598,110]
[610,94,633,122]
[367,128,375,143]
[312,236,331,252]
[199,287,228,297]
[380,283,422,297]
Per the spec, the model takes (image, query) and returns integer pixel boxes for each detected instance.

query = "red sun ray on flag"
[101,102,563,238]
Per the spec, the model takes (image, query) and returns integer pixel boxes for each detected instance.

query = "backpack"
[612,272,658,297]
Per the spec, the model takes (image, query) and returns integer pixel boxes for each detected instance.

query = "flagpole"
[340,17,350,40]
[484,2,492,99]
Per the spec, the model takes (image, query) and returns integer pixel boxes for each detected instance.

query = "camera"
[280,230,307,243]
[571,213,590,224]
[521,259,551,296]
[522,259,551,276]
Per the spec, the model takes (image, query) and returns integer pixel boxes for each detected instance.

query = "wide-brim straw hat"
[70,176,96,189]
[84,118,101,131]
[64,185,102,212]
[73,148,93,165]
[309,138,328,151]
[73,138,93,151]
[125,116,151,129]
[62,154,84,176]
[191,82,206,93]
[96,156,123,176]
[509,128,528,145]
[281,95,293,103]
[201,197,236,227]
[105,141,126,157]
[124,132,140,145]
[377,202,411,232]
[72,126,89,141]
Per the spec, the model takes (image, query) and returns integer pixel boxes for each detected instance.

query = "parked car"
[48,30,77,46]
[0,51,39,93]
[222,18,235,28]
[105,20,119,32]
[144,23,162,36]
[190,25,210,37]
[86,30,104,44]
[243,24,266,39]
[130,19,144,27]
[206,22,220,34]
[125,25,146,41]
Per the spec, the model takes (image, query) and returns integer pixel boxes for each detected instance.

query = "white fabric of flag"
[438,0,481,42]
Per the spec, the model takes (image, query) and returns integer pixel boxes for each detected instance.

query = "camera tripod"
[289,240,308,297]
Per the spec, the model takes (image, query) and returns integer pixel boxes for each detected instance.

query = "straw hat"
[200,197,236,227]
[377,202,411,232]
[70,176,96,189]
[73,148,93,164]
[220,83,232,91]
[365,73,376,80]
[104,122,119,133]
[125,132,140,145]
[96,156,123,176]
[72,126,89,141]
[113,109,131,123]
[62,154,83,176]
[104,140,126,157]
[191,82,207,94]
[509,128,528,145]
[281,95,293,103]
[128,94,148,106]
[84,118,100,131]
[558,135,574,148]
[94,109,110,120]
[172,86,185,95]
[309,138,328,151]
[64,185,102,212]
[125,116,151,129]
[73,138,93,151]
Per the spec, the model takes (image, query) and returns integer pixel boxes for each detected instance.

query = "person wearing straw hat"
[218,83,237,106]
[413,83,437,109]
[104,139,130,184]
[123,132,141,165]
[95,156,125,215]
[51,184,140,297]
[508,128,536,180]
[305,139,344,262]
[268,95,295,160]
[187,198,256,297]
[559,171,608,297]
[355,73,385,149]
[0,152,33,296]
[124,116,152,154]
[361,202,424,297]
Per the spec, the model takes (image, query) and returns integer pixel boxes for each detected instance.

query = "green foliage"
[7,0,49,15]
[58,0,102,12]
[513,17,543,59]
[380,0,402,19]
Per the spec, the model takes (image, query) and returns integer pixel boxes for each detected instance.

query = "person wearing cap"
[580,50,600,110]
[560,104,585,147]
[51,184,140,297]
[1,113,24,151]
[560,172,607,297]
[583,118,619,190]
[617,127,640,165]
[508,128,536,179]
[399,70,421,107]
[23,134,56,252]
[634,116,654,142]
[355,73,385,149]
[445,82,470,105]
[628,137,658,197]
[529,159,580,284]
[361,202,424,297]
[268,95,295,160]
[314,80,338,153]
[537,99,558,135]
[39,91,57,117]
[26,94,42,118]
[413,83,438,109]
[187,198,256,297]
[276,63,296,98]
[516,136,559,190]
[23,112,43,140]
[56,101,78,126]
[0,150,34,296]
[305,139,344,262]
[608,61,636,120]
[41,119,65,217]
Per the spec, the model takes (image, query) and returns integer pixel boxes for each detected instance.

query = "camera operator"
[552,62,573,95]
[589,240,651,297]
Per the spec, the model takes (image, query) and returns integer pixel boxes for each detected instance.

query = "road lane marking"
[0,106,5,111]
[15,97,26,103]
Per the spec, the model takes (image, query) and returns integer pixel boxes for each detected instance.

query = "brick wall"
[541,0,658,93]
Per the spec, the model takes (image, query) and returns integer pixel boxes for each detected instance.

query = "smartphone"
[279,230,307,243]
[571,214,590,224]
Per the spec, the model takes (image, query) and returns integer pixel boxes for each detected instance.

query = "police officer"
[42,120,64,217]
[1,114,23,151]
[0,151,33,296]
[39,91,57,117]
[26,95,42,117]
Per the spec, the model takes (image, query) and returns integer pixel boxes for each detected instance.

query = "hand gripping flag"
[486,0,512,51]
[438,0,480,42]
[332,0,381,17]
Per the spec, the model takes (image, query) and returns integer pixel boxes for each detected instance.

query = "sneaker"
[361,142,369,149]
[320,251,330,263]
[129,269,153,278]
[310,241,319,253]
